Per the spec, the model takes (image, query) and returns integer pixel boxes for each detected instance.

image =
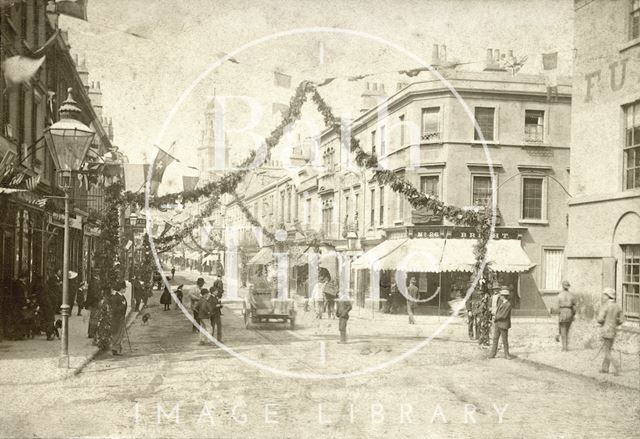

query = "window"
[380,125,386,156]
[522,177,545,220]
[321,197,333,236]
[474,107,495,141]
[279,191,285,222]
[304,198,311,225]
[369,188,375,228]
[286,188,292,223]
[472,175,493,207]
[524,110,544,143]
[371,130,376,155]
[543,249,564,290]
[420,175,440,197]
[399,115,405,147]
[421,107,440,141]
[395,191,405,221]
[624,101,640,189]
[344,192,350,221]
[631,0,640,40]
[623,245,640,319]
[379,186,385,225]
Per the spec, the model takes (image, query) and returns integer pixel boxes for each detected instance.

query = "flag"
[317,77,336,87]
[123,163,150,193]
[1,55,45,88]
[26,175,40,191]
[33,198,48,208]
[274,71,291,88]
[542,52,558,70]
[0,150,17,181]
[182,176,199,192]
[55,0,88,21]
[32,29,61,57]
[150,144,177,195]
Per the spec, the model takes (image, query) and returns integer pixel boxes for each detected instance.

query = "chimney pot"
[97,81,101,89]
[486,49,493,63]
[372,83,377,91]
[494,49,500,61]
[441,45,447,62]
[432,44,440,63]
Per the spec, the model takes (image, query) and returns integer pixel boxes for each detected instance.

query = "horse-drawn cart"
[242,285,296,329]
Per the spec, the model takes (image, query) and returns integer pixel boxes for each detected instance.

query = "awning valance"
[248,247,273,265]
[186,251,200,260]
[440,239,534,273]
[375,238,445,272]
[352,239,407,270]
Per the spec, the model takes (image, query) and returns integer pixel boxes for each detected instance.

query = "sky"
[60,0,574,191]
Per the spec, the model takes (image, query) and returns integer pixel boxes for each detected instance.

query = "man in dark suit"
[488,288,514,360]
[209,286,223,343]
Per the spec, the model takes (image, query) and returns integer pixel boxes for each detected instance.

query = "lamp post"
[43,88,95,368]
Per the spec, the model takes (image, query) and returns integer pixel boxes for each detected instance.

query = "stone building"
[567,0,640,323]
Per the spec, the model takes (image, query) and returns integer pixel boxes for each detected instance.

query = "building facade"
[0,0,113,336]
[218,71,572,315]
[567,0,640,323]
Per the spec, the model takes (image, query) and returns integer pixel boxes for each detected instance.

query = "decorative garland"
[128,80,497,345]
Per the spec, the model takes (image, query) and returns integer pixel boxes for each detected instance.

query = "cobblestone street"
[0,273,638,438]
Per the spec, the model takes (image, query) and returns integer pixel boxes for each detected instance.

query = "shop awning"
[352,239,408,270]
[186,251,200,260]
[202,254,216,263]
[375,238,445,272]
[248,247,273,265]
[440,239,535,273]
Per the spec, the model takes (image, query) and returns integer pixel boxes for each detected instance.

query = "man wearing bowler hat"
[597,288,623,375]
[488,287,514,360]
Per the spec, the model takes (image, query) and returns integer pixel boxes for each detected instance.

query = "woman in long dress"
[109,281,128,356]
[160,286,172,311]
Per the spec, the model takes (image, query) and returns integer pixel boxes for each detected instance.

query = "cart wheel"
[289,317,295,330]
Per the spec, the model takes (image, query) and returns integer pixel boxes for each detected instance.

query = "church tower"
[197,95,230,185]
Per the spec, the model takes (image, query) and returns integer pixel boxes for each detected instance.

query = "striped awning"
[440,239,535,273]
[248,247,273,265]
[352,239,407,270]
[374,238,445,272]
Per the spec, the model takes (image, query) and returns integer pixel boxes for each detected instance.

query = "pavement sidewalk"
[0,306,139,385]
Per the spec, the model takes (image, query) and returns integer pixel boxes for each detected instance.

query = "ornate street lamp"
[44,88,95,368]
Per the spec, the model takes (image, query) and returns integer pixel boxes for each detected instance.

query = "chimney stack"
[432,44,440,64]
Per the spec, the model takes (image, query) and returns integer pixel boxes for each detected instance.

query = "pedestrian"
[311,272,326,320]
[322,269,337,319]
[171,266,176,280]
[47,269,62,312]
[194,287,214,345]
[389,280,400,314]
[67,271,78,315]
[336,291,353,343]
[556,280,577,351]
[212,273,224,297]
[160,285,172,311]
[34,275,55,340]
[488,288,515,359]
[407,277,418,325]
[208,286,223,342]
[597,288,623,375]
[76,280,88,316]
[109,281,128,356]
[175,284,184,309]
[86,274,101,339]
[466,288,480,340]
[11,272,29,339]
[188,278,205,331]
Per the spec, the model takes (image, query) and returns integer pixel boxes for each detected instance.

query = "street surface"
[1,272,638,438]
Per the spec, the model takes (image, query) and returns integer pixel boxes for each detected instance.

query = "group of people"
[0,269,102,341]
[484,280,624,375]
[184,275,224,345]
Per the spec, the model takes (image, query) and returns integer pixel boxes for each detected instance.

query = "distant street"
[0,271,637,438]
